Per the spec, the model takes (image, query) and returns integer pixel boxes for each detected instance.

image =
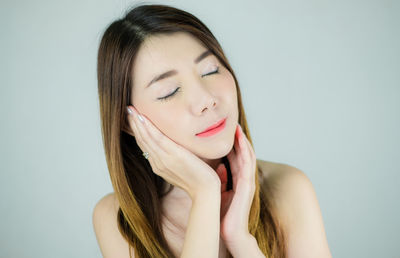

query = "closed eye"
[201,66,219,78]
[157,66,220,102]
[157,87,181,101]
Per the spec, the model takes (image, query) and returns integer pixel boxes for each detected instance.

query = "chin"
[177,115,237,159]
[190,134,235,160]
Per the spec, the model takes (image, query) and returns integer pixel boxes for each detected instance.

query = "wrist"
[190,185,221,203]
[227,234,264,258]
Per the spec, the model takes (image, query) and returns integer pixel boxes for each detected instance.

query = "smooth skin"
[126,105,221,201]
[126,105,259,257]
[93,161,333,257]
[127,105,221,257]
[126,32,239,175]
[93,32,332,257]
[218,122,258,252]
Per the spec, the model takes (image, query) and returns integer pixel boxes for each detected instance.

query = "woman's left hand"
[218,123,257,250]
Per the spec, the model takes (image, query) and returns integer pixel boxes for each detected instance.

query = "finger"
[126,108,184,187]
[235,180,255,221]
[126,106,164,167]
[229,124,245,172]
[227,125,243,168]
[126,110,159,169]
[228,125,240,165]
[236,125,257,183]
[241,135,257,183]
[126,107,143,146]
[129,106,184,178]
[131,107,178,158]
[237,125,252,165]
[240,126,256,161]
[234,124,241,155]
[226,144,239,175]
[238,126,256,167]
[126,106,149,149]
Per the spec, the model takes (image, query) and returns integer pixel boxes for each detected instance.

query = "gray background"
[1,0,399,257]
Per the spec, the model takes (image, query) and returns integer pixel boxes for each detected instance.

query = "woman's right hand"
[126,105,221,200]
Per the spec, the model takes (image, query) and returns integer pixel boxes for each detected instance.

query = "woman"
[92,4,332,258]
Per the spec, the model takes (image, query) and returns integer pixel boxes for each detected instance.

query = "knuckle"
[242,157,251,166]
[158,160,168,171]
[159,155,172,170]
[153,132,163,145]
[152,164,162,175]
[149,160,164,175]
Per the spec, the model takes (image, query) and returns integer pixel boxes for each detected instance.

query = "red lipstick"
[196,118,227,137]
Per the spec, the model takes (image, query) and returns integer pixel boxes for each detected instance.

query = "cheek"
[148,113,171,132]
[220,75,239,122]
[145,109,186,140]
[219,76,237,105]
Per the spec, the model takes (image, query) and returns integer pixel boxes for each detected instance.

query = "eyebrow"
[145,49,213,89]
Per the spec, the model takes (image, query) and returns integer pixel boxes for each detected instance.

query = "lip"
[196,117,227,137]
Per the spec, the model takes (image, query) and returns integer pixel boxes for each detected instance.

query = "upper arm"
[266,164,332,258]
[92,193,134,258]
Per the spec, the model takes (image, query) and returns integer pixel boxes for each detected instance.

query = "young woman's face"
[130,32,238,160]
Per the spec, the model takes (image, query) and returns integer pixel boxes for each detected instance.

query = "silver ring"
[142,151,149,159]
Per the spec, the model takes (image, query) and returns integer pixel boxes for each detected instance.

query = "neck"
[201,156,223,171]
[161,156,223,202]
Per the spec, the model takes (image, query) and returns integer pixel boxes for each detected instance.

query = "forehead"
[131,32,209,88]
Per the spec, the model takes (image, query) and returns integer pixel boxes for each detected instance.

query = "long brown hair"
[97,3,287,258]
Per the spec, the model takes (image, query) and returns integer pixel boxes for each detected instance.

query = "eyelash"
[158,66,220,102]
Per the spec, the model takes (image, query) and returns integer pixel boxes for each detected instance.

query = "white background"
[1,0,399,257]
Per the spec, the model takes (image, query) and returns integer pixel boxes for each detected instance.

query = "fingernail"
[138,114,144,123]
[126,106,133,115]
[236,125,240,139]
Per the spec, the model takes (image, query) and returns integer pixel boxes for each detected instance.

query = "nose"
[191,83,217,115]
[200,97,217,114]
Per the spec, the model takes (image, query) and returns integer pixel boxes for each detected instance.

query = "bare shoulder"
[257,159,307,195]
[257,159,332,258]
[92,192,134,258]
